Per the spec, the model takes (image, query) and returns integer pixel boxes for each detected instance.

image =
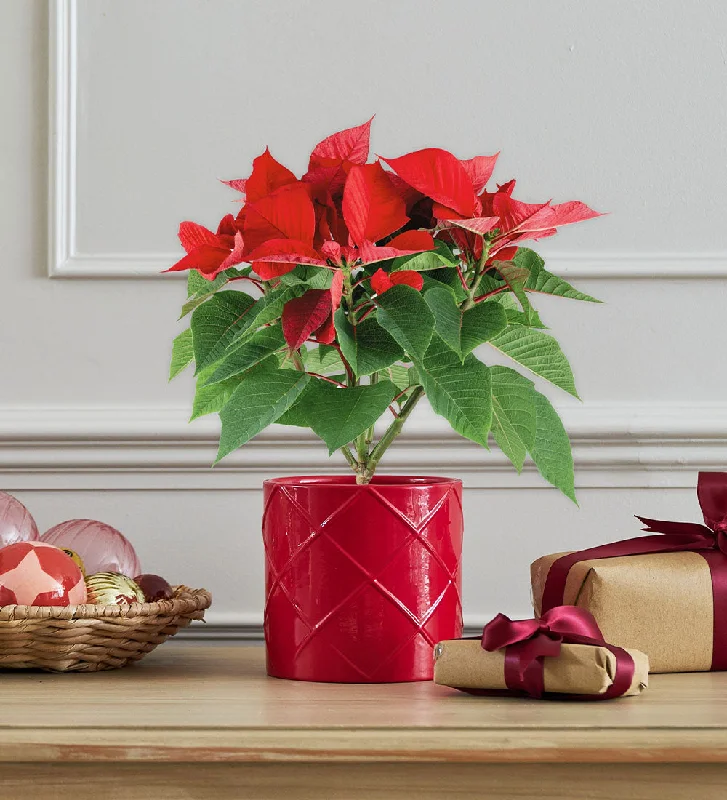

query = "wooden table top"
[3,644,727,764]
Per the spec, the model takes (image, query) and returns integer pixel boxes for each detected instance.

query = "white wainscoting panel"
[48,0,727,278]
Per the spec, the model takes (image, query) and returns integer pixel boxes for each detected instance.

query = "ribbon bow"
[636,471,727,554]
[481,606,634,699]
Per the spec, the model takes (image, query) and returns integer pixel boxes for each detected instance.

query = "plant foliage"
[167,119,602,496]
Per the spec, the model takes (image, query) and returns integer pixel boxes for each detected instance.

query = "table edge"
[1,727,727,764]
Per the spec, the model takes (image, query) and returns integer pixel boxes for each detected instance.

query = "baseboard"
[175,619,505,643]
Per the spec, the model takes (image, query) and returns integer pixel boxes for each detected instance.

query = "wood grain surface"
[1,645,726,798]
[0,763,725,800]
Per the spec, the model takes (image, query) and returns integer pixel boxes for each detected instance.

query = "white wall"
[2,0,727,636]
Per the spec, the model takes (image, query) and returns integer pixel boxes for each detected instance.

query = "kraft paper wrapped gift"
[531,471,727,674]
[434,607,648,699]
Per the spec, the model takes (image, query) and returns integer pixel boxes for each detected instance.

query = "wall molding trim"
[48,0,727,281]
[1,402,726,490]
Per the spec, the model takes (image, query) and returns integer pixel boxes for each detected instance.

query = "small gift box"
[531,471,727,673]
[434,606,648,699]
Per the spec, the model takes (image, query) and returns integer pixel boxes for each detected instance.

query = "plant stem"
[357,306,376,323]
[462,242,491,311]
[364,372,378,450]
[332,342,355,386]
[356,386,424,484]
[341,445,358,470]
[291,350,305,371]
[307,372,346,388]
[355,428,368,465]
[340,263,371,475]
[474,285,507,304]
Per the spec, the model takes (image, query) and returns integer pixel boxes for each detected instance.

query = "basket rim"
[0,585,211,621]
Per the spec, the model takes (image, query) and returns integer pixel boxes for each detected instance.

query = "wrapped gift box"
[434,638,648,697]
[434,607,647,700]
[531,472,727,674]
[532,550,715,673]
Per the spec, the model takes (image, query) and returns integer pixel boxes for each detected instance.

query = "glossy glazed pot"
[262,475,463,683]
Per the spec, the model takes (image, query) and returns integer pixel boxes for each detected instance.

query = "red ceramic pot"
[262,475,463,683]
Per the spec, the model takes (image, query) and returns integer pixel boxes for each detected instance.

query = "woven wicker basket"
[0,585,211,672]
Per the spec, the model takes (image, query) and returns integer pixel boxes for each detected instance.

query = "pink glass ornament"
[0,541,87,606]
[0,492,39,548]
[41,519,141,577]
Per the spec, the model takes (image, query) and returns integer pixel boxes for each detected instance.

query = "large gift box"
[434,607,648,699]
[531,472,727,673]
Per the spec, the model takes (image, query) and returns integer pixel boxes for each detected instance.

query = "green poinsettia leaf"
[460,303,508,359]
[181,268,252,318]
[191,290,256,374]
[190,363,247,421]
[227,287,301,347]
[385,364,413,393]
[423,269,468,303]
[305,344,345,375]
[490,292,546,329]
[216,367,310,463]
[275,392,313,427]
[490,366,536,472]
[196,286,301,372]
[424,286,462,354]
[391,240,459,272]
[488,325,578,398]
[492,260,542,327]
[528,390,576,503]
[415,334,492,447]
[335,311,404,377]
[516,248,600,303]
[279,265,334,289]
[303,379,398,454]
[187,269,217,296]
[376,285,435,361]
[169,328,194,380]
[425,287,508,361]
[203,326,286,386]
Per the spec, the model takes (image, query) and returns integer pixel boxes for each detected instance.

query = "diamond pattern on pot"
[262,481,463,681]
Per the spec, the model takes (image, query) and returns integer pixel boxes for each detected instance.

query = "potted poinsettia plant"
[167,118,601,683]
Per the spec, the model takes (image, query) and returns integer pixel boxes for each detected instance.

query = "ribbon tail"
[536,632,636,701]
[636,517,714,538]
[540,606,604,641]
[698,472,727,531]
[599,644,636,700]
[504,635,561,698]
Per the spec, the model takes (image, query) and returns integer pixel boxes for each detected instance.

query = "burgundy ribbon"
[541,471,727,671]
[481,606,635,699]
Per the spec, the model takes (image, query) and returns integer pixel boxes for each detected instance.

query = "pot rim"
[264,475,461,489]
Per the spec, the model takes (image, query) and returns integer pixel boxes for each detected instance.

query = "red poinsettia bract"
[380,147,602,262]
[166,215,245,279]
[370,268,423,295]
[168,119,601,353]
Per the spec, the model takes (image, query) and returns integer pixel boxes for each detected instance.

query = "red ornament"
[133,574,173,602]
[0,542,87,606]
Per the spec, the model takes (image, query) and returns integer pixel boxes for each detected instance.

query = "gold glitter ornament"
[60,548,86,575]
[85,572,145,605]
